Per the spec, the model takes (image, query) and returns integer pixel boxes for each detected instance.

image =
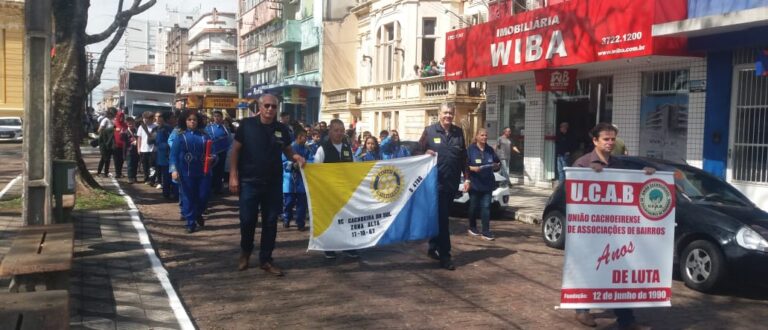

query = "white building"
[177,9,239,115]
[321,0,485,141]
[122,19,158,69]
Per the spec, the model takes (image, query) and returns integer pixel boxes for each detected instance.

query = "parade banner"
[560,168,676,309]
[302,155,438,251]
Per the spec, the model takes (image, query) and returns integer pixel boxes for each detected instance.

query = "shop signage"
[284,88,308,105]
[186,95,201,109]
[204,97,237,109]
[561,168,676,309]
[445,0,688,80]
[534,69,577,91]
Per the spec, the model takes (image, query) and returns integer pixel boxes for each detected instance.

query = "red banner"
[534,69,577,91]
[445,0,689,80]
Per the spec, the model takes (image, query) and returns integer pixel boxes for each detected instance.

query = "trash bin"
[52,159,77,223]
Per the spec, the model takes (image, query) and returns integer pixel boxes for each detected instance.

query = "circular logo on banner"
[638,179,673,221]
[370,166,404,203]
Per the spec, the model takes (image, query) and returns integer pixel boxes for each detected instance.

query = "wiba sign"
[534,69,577,92]
[445,0,689,80]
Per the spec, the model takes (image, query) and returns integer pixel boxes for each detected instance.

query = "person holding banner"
[314,119,360,259]
[467,128,500,241]
[169,111,215,234]
[571,122,653,330]
[418,102,468,271]
[230,93,306,276]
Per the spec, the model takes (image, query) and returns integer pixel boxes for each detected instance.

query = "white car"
[453,172,511,211]
[0,117,23,142]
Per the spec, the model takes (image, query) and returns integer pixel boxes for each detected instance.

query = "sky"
[87,0,238,102]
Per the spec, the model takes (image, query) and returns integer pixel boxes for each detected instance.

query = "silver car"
[454,172,511,211]
[0,117,23,142]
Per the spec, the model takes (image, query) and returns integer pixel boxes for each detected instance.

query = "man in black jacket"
[418,102,469,270]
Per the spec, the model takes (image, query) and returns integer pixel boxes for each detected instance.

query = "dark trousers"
[126,150,139,179]
[179,174,211,229]
[239,180,280,264]
[97,148,112,175]
[211,151,227,193]
[140,152,154,183]
[112,147,124,178]
[429,190,455,260]
[282,192,307,229]
[468,191,492,234]
[158,165,176,198]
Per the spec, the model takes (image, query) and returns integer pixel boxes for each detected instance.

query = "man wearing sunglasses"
[230,93,306,276]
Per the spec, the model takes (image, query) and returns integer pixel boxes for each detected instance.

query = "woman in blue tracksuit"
[170,111,214,233]
[282,130,312,230]
[380,129,411,160]
[466,128,500,241]
[355,136,381,162]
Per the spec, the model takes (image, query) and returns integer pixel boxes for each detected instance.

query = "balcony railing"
[359,76,485,104]
[324,89,362,107]
[178,81,238,95]
[274,20,301,48]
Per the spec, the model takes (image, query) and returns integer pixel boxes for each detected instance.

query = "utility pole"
[23,0,53,225]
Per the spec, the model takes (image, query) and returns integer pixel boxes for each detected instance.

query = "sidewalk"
[504,184,553,224]
[0,175,192,330]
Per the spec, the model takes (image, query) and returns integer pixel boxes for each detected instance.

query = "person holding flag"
[170,110,215,234]
[418,102,469,271]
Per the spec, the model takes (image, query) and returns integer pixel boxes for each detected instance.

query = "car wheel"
[542,210,565,249]
[680,240,726,293]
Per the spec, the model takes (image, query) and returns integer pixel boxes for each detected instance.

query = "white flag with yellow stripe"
[301,155,439,251]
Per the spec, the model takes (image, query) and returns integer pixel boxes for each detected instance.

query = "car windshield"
[0,119,21,126]
[672,166,750,206]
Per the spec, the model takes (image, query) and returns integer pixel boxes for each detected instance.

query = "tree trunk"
[51,0,101,190]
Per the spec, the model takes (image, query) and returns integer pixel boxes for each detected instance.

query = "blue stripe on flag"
[377,166,439,245]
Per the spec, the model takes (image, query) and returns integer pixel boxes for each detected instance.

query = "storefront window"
[500,84,526,173]
[639,70,689,161]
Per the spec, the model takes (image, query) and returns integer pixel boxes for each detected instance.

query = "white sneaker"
[468,228,481,236]
[156,184,162,189]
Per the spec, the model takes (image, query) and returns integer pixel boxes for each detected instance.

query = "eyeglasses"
[261,104,278,109]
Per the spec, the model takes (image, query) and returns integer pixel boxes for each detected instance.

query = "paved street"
[79,151,768,330]
[2,148,767,329]
[0,142,23,200]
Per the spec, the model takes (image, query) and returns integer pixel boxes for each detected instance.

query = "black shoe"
[324,251,337,259]
[427,249,440,261]
[196,217,205,228]
[186,227,195,234]
[282,222,290,229]
[440,259,456,271]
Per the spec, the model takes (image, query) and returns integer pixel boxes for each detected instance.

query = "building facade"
[0,0,24,117]
[654,0,768,209]
[178,9,239,116]
[446,0,704,189]
[122,19,159,69]
[164,25,190,85]
[322,0,486,141]
[238,0,341,124]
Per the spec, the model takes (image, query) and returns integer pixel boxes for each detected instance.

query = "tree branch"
[88,23,128,92]
[85,0,156,45]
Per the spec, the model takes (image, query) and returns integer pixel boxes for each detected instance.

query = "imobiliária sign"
[560,168,676,309]
[445,0,689,80]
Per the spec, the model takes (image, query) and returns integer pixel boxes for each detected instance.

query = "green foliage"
[74,190,125,210]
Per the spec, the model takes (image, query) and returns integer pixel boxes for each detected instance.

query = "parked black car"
[541,157,768,293]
